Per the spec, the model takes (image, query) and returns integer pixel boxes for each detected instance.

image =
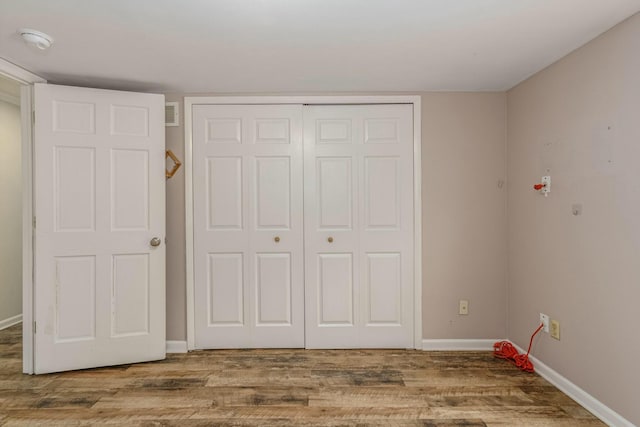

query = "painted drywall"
[164,92,507,342]
[507,13,640,426]
[0,98,22,323]
[422,93,507,339]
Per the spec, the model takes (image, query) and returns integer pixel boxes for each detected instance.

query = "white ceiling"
[1,0,639,93]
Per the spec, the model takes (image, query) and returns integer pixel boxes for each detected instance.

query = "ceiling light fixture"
[18,28,54,50]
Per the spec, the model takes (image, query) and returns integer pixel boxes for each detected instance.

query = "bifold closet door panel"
[192,105,304,348]
[304,104,414,349]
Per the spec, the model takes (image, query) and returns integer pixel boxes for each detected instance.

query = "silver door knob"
[150,237,162,247]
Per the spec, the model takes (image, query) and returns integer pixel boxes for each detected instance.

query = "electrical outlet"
[550,320,560,340]
[459,300,469,315]
[540,313,549,333]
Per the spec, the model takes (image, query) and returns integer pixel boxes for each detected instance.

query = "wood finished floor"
[0,325,603,426]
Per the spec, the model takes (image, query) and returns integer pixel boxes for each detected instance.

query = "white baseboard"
[511,342,634,427]
[421,338,499,351]
[0,314,22,330]
[166,340,188,353]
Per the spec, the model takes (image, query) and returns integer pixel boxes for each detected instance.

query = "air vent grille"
[165,102,179,127]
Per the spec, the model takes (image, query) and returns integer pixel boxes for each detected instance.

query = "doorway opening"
[0,59,46,374]
[0,74,22,333]
[0,71,28,375]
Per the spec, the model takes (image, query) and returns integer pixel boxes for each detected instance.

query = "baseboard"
[0,314,22,330]
[421,338,499,351]
[511,342,634,427]
[166,340,188,353]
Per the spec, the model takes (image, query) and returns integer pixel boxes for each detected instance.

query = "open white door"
[33,83,165,374]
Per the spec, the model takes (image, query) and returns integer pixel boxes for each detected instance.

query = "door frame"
[184,95,422,350]
[0,58,46,374]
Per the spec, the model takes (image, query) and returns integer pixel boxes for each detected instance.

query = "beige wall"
[0,98,22,323]
[422,93,507,339]
[164,92,508,342]
[165,116,187,340]
[507,13,640,426]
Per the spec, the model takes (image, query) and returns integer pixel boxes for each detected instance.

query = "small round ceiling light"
[19,28,54,50]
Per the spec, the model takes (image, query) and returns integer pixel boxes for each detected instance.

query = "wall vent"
[165,102,179,127]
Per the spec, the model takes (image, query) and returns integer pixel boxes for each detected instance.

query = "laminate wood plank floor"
[0,324,604,426]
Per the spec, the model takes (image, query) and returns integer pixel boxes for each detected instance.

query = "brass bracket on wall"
[166,149,182,179]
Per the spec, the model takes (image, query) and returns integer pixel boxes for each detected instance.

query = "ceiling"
[1,0,639,93]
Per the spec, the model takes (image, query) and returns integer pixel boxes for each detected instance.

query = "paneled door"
[192,105,304,348]
[33,83,165,373]
[304,104,414,348]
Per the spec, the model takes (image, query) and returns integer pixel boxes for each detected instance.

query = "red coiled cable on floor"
[493,323,544,373]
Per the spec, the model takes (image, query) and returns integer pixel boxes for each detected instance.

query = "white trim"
[511,343,634,427]
[21,85,35,374]
[0,92,20,106]
[412,99,422,350]
[20,86,37,374]
[0,58,46,85]
[0,314,22,330]
[184,95,423,350]
[185,95,423,106]
[184,99,195,350]
[166,340,188,353]
[422,339,499,351]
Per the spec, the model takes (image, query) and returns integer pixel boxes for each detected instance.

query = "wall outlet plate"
[550,320,560,340]
[540,313,549,333]
[459,300,469,315]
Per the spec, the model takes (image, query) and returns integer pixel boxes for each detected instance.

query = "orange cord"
[493,323,544,373]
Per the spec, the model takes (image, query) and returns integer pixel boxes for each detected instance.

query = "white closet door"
[304,104,414,348]
[192,105,304,348]
[34,83,165,373]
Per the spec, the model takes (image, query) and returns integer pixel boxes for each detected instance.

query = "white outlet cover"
[540,313,550,333]
[459,300,469,315]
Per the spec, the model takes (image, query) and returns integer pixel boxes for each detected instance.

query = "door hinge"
[33,216,36,229]
[33,321,37,334]
[32,110,35,124]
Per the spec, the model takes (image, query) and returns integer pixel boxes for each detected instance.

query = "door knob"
[274,236,280,243]
[150,237,162,247]
[327,237,334,243]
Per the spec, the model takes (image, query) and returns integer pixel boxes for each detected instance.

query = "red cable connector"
[493,323,544,373]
